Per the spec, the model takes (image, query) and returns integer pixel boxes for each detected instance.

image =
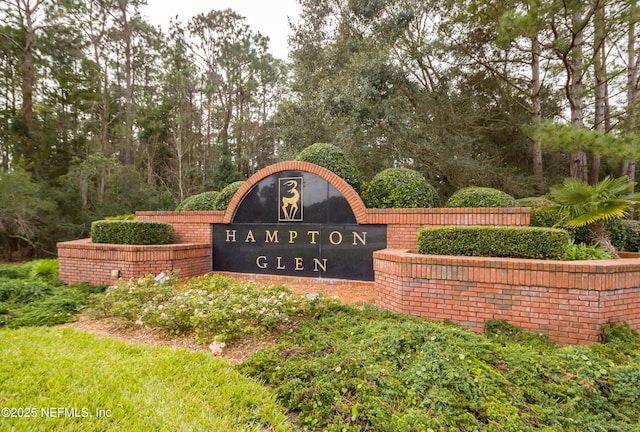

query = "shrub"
[516,197,561,228]
[29,259,59,281]
[295,143,363,192]
[362,168,440,208]
[212,181,244,210]
[105,214,136,220]
[417,226,570,259]
[621,219,640,252]
[176,191,220,211]
[100,274,308,342]
[565,240,612,260]
[446,186,517,208]
[91,220,175,245]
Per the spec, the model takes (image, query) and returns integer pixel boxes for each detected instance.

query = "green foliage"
[104,214,136,220]
[212,181,244,210]
[534,121,640,162]
[362,168,440,208]
[565,240,612,260]
[99,274,309,342]
[29,259,59,280]
[0,327,294,431]
[417,226,570,259]
[90,220,175,245]
[547,176,640,228]
[620,220,640,252]
[0,168,55,259]
[175,191,221,210]
[295,143,363,192]
[0,261,102,328]
[446,186,517,208]
[242,304,640,431]
[516,196,561,228]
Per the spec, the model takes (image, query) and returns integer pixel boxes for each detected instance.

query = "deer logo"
[279,177,303,221]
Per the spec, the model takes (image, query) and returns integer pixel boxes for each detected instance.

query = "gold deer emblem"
[279,178,303,221]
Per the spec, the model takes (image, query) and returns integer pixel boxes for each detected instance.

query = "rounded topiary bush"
[176,191,220,211]
[91,220,175,245]
[515,197,560,228]
[446,186,517,208]
[295,143,363,192]
[362,168,440,208]
[213,181,244,210]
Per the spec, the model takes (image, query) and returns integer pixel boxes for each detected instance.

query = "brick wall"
[366,208,530,250]
[137,207,530,252]
[58,239,211,285]
[137,211,223,243]
[373,249,640,345]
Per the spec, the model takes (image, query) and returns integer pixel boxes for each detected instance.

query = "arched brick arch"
[223,161,368,224]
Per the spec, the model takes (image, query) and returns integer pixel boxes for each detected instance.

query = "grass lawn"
[0,327,294,432]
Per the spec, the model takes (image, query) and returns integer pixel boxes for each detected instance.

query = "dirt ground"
[69,277,375,364]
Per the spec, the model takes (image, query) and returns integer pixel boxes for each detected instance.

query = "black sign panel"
[213,224,387,281]
[233,171,357,224]
[213,170,387,281]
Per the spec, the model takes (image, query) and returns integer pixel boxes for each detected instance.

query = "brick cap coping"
[57,238,210,251]
[215,271,375,288]
[138,207,531,226]
[374,248,640,275]
[224,161,368,224]
[136,211,224,223]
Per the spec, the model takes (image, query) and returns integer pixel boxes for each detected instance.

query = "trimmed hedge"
[213,181,244,210]
[91,220,175,245]
[176,191,220,211]
[295,143,363,192]
[417,226,570,260]
[446,187,517,208]
[362,168,440,208]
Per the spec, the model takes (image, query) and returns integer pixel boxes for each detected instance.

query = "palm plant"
[546,176,640,258]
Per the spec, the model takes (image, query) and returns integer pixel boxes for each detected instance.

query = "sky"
[140,0,301,60]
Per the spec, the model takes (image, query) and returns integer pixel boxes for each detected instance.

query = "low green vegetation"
[446,186,517,208]
[417,226,571,260]
[90,220,175,245]
[0,260,101,328]
[362,167,440,208]
[3,265,640,431]
[565,240,612,260]
[98,274,309,343]
[0,327,294,432]
[240,304,640,431]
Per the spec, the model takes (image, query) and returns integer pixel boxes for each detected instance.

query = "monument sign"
[212,169,386,281]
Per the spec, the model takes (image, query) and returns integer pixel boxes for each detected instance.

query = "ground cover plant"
[240,303,640,431]
[98,273,309,343]
[0,260,101,328]
[4,265,640,431]
[0,326,294,432]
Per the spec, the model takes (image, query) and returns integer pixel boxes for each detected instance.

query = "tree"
[0,168,54,259]
[547,176,640,258]
[1,0,48,165]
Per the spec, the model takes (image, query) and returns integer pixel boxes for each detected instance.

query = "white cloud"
[141,0,301,60]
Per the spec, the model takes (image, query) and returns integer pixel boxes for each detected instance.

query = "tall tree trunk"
[567,10,588,182]
[531,34,545,195]
[590,1,607,185]
[625,0,639,186]
[15,0,45,163]
[117,0,134,165]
